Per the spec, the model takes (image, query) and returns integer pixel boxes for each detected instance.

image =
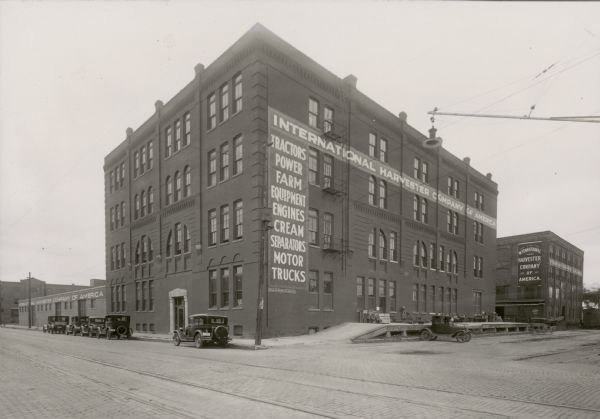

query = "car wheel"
[173,334,181,346]
[116,325,128,339]
[420,329,433,341]
[195,335,203,349]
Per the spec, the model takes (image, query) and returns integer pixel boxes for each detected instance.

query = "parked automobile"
[97,315,132,340]
[66,316,89,336]
[44,316,69,334]
[420,315,472,343]
[172,314,230,348]
[83,316,106,337]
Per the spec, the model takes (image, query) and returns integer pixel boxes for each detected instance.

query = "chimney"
[343,74,357,88]
[194,63,205,77]
[155,100,164,113]
[463,157,471,166]
[428,126,437,139]
[486,173,493,180]
[398,111,407,122]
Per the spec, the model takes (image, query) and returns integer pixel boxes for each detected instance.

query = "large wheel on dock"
[455,331,468,343]
[420,328,433,341]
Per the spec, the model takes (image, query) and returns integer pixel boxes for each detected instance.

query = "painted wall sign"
[269,107,497,229]
[268,108,309,294]
[518,242,542,284]
[18,289,105,306]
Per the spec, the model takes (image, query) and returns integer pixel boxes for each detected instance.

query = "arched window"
[421,241,428,268]
[368,229,375,258]
[175,223,182,255]
[166,230,173,257]
[413,241,419,266]
[452,251,458,274]
[140,190,146,217]
[134,194,140,219]
[147,236,154,261]
[379,230,387,260]
[184,166,191,197]
[446,250,452,273]
[413,195,419,220]
[135,242,141,265]
[174,170,182,202]
[421,198,428,223]
[166,176,173,205]
[368,176,375,205]
[379,180,387,209]
[141,235,147,263]
[147,187,154,213]
[184,225,191,253]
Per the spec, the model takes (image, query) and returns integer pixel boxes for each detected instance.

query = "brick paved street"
[1,327,600,418]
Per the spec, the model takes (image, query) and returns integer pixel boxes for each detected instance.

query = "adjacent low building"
[18,279,106,328]
[495,231,584,325]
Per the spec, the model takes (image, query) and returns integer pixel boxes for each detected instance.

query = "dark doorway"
[174,297,185,329]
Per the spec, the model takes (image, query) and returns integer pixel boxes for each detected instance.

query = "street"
[1,328,600,418]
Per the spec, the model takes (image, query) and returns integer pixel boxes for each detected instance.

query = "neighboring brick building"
[0,277,90,325]
[496,231,584,325]
[18,280,107,328]
[104,24,498,338]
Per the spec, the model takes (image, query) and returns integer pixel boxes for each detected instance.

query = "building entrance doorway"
[168,288,188,332]
[174,297,185,330]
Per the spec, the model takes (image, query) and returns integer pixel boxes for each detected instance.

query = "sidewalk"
[3,322,382,350]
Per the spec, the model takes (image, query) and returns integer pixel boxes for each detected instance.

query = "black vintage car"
[172,314,230,348]
[66,316,89,336]
[420,315,472,343]
[83,316,106,337]
[44,316,69,334]
[96,315,132,340]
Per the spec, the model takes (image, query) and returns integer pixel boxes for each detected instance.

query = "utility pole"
[28,272,32,328]
[255,220,267,346]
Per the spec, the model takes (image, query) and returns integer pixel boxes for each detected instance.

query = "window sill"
[231,306,244,310]
[308,308,320,312]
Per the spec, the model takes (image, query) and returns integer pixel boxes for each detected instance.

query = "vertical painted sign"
[518,242,542,284]
[267,108,309,294]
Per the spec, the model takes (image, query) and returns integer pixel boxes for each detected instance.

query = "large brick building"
[495,231,584,325]
[104,24,498,337]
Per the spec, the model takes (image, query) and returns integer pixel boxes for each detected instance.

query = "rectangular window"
[120,202,125,226]
[220,205,230,243]
[121,285,126,312]
[367,278,376,310]
[221,268,230,307]
[141,281,146,311]
[165,127,172,158]
[389,281,397,312]
[473,291,482,314]
[208,93,216,130]
[141,146,147,173]
[378,279,386,312]
[323,106,334,132]
[308,98,319,128]
[308,148,319,185]
[134,152,140,177]
[323,154,333,188]
[389,232,398,262]
[368,229,376,258]
[147,142,153,169]
[309,270,319,309]
[379,180,387,209]
[419,284,426,312]
[379,138,387,162]
[421,161,429,183]
[208,209,217,246]
[448,176,460,198]
[209,270,217,308]
[220,83,229,122]
[120,162,125,186]
[148,280,154,311]
[308,209,319,245]
[208,150,217,186]
[233,265,243,307]
[323,212,333,249]
[369,176,376,206]
[220,143,229,181]
[174,120,181,152]
[233,73,243,113]
[430,243,436,269]
[233,134,243,175]
[356,277,365,311]
[369,133,376,158]
[452,288,458,313]
[429,285,435,312]
[323,272,333,310]
[234,200,243,239]
[136,282,140,311]
[184,112,191,146]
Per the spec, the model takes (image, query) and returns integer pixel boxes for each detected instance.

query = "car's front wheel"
[195,335,204,349]
[173,333,181,346]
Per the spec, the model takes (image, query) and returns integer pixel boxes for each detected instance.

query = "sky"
[1,1,599,289]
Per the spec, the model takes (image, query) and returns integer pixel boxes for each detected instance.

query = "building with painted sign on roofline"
[496,231,584,326]
[18,280,106,328]
[103,23,498,338]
